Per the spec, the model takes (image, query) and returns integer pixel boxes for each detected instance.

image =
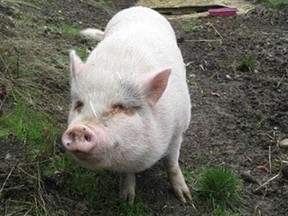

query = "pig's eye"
[112,103,126,110]
[74,101,84,112]
[109,103,137,116]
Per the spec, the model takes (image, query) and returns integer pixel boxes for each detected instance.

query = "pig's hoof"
[168,168,192,203]
[173,184,192,204]
[120,173,136,205]
[120,187,135,205]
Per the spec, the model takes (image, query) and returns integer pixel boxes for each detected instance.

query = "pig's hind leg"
[119,172,136,204]
[165,135,192,203]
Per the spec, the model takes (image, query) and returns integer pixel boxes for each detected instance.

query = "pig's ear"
[70,50,84,77]
[142,68,171,105]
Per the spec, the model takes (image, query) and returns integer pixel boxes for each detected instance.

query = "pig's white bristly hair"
[116,71,122,80]
[89,100,97,118]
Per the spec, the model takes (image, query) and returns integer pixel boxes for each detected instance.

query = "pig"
[62,6,192,204]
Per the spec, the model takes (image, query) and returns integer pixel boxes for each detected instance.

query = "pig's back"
[105,7,176,42]
[105,7,191,128]
[87,7,191,131]
[101,7,185,78]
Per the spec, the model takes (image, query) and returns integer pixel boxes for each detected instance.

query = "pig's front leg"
[165,136,192,203]
[119,172,136,204]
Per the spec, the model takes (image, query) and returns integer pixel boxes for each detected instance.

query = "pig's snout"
[62,125,97,153]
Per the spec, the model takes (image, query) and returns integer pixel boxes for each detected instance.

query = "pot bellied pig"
[62,6,192,204]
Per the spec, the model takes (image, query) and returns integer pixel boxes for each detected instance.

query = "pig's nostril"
[84,134,91,142]
[67,142,70,146]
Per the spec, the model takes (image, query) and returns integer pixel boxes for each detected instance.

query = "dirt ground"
[175,6,288,215]
[0,0,288,215]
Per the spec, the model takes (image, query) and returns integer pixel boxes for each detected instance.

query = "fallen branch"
[186,39,222,44]
[152,5,224,15]
[0,161,19,198]
[254,173,280,191]
[210,24,223,39]
[269,145,272,174]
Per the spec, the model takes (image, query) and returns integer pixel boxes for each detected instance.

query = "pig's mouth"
[71,150,93,160]
[71,148,104,164]
[72,151,91,161]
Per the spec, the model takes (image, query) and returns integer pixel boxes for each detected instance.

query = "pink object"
[208,8,237,16]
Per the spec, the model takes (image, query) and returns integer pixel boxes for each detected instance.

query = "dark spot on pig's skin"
[67,143,70,146]
[113,142,120,149]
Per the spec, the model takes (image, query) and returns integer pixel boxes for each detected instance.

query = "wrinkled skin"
[62,7,192,204]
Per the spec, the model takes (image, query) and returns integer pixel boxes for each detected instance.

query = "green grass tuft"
[182,21,198,32]
[193,166,243,210]
[236,55,256,72]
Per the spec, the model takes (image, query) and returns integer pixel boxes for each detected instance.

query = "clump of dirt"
[0,0,287,215]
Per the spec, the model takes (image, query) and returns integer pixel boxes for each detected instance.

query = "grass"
[182,20,198,32]
[193,166,243,214]
[213,206,242,216]
[44,154,150,215]
[0,102,59,160]
[38,23,81,37]
[236,55,256,72]
[259,0,288,12]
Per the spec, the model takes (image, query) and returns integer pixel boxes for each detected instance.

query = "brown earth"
[0,0,287,215]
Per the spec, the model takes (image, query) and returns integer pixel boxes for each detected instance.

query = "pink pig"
[62,6,191,204]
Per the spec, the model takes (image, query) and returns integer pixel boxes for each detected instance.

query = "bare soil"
[0,0,287,215]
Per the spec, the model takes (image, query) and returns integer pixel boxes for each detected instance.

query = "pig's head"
[62,50,171,172]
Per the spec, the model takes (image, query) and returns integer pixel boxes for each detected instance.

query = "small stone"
[226,75,232,79]
[279,138,288,149]
[5,153,11,160]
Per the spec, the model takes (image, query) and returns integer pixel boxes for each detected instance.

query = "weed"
[76,48,90,61]
[186,74,196,86]
[182,21,198,32]
[236,55,256,72]
[193,166,243,211]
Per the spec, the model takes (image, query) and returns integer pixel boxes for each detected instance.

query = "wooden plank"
[152,5,225,15]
